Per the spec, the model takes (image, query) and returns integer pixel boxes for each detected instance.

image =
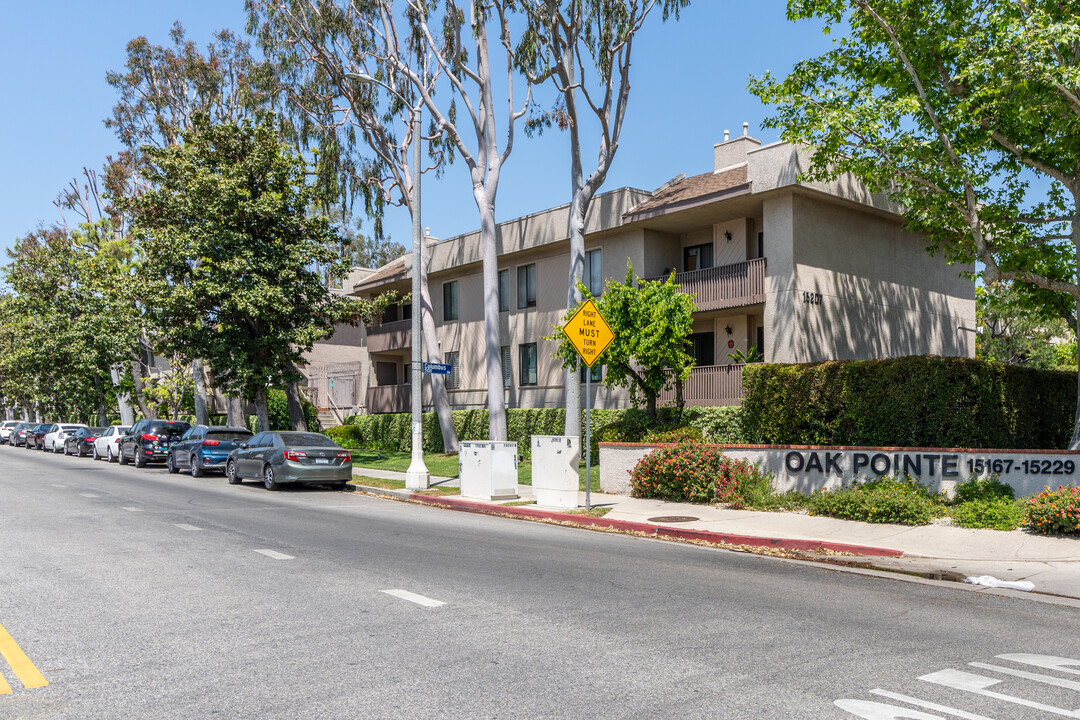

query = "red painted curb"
[407,494,903,558]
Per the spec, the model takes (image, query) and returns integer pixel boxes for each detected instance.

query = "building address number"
[801,291,822,305]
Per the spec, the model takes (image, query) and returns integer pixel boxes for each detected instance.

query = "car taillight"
[86,437,97,442]
[336,452,351,461]
[201,440,220,446]
[141,434,158,441]
[284,450,307,461]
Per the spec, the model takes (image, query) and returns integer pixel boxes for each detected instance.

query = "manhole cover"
[647,516,699,524]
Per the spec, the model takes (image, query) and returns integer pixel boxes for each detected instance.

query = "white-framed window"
[517,264,536,309]
[445,351,460,389]
[442,281,458,321]
[519,343,537,386]
[501,346,512,387]
[584,248,602,296]
[498,269,509,312]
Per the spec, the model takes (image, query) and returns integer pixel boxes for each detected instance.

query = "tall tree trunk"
[283,364,308,431]
[1072,294,1080,450]
[110,363,135,426]
[420,240,458,451]
[255,391,270,434]
[477,197,507,441]
[129,357,155,419]
[192,359,209,425]
[94,374,109,427]
[226,396,244,428]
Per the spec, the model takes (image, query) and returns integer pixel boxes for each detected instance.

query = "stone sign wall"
[598,443,1080,499]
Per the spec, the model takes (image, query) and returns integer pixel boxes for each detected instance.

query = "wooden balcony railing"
[367,319,411,353]
[657,364,744,407]
[646,257,766,311]
[367,384,411,414]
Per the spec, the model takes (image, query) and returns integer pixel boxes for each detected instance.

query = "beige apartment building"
[303,130,975,419]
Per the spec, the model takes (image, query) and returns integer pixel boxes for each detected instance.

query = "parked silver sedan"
[225,431,352,491]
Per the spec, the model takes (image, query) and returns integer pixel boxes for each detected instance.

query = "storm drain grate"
[647,516,699,524]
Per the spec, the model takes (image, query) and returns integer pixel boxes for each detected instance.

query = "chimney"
[714,121,761,172]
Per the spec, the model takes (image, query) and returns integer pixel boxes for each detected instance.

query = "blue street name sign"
[423,362,452,375]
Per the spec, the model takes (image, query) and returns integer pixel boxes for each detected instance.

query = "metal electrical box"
[459,441,519,501]
[531,435,580,509]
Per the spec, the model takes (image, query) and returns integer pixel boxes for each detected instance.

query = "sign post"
[560,299,615,510]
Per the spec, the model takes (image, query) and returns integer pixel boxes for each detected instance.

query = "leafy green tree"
[750,0,1080,446]
[515,0,689,437]
[550,263,696,420]
[977,284,1076,369]
[125,114,388,431]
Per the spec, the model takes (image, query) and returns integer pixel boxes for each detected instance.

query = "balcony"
[367,384,410,414]
[657,364,744,407]
[367,319,411,353]
[646,257,766,312]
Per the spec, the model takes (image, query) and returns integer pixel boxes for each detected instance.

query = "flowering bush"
[953,476,1014,504]
[629,443,721,503]
[715,456,775,510]
[1026,485,1080,535]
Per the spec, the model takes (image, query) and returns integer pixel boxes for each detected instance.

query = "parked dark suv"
[118,419,192,468]
[168,425,253,477]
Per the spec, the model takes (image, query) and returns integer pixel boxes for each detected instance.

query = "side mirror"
[239,443,249,449]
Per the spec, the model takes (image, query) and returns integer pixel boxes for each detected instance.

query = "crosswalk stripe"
[0,622,48,690]
[382,589,446,607]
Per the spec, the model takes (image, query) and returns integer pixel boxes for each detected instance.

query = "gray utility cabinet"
[531,436,579,509]
[459,441,519,501]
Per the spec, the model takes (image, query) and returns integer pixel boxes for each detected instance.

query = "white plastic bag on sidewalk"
[965,575,1034,592]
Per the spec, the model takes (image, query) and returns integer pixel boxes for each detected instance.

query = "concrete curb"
[345,483,903,558]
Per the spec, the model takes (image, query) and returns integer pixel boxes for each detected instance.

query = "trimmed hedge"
[329,405,749,460]
[742,356,1076,449]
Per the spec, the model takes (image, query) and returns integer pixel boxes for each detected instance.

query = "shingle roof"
[624,165,750,221]
[351,256,408,293]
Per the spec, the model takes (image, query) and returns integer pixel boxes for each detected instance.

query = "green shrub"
[266,389,320,432]
[1026,485,1080,535]
[742,356,1075,448]
[629,443,723,503]
[714,456,775,510]
[953,476,1014,504]
[806,477,944,525]
[951,499,1026,530]
[325,424,363,448]
[643,425,704,444]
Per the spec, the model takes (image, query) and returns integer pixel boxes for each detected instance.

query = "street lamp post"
[346,72,430,489]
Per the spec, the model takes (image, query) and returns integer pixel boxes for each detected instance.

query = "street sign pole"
[585,368,591,510]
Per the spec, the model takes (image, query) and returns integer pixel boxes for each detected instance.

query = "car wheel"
[77,445,86,457]
[93,444,100,461]
[262,464,279,491]
[226,460,241,485]
[190,455,204,478]
[118,446,129,465]
[134,448,146,468]
[166,453,179,474]
[334,481,347,492]
[53,442,61,454]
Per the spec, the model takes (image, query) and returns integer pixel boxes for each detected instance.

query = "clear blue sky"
[0,1,832,261]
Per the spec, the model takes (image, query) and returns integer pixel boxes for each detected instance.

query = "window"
[517,264,536,309]
[402,303,412,320]
[688,332,715,366]
[498,269,509,312]
[757,231,764,259]
[403,364,410,384]
[442,281,458,321]
[501,346,512,387]
[519,343,537,386]
[579,363,602,383]
[683,243,714,272]
[381,304,399,323]
[445,351,460,389]
[756,326,765,361]
[584,248,602,296]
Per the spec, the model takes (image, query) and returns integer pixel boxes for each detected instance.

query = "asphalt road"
[3,443,1080,719]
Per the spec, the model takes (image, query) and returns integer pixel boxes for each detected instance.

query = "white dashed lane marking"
[173,524,202,532]
[78,493,98,498]
[253,549,294,560]
[382,589,446,608]
[120,507,143,512]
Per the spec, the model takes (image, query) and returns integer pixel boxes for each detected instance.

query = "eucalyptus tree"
[126,114,390,432]
[750,0,1080,447]
[515,0,688,436]
[247,0,462,448]
[250,0,536,442]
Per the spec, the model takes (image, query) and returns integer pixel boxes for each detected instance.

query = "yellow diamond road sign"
[561,299,614,368]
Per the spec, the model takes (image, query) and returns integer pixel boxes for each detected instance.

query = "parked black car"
[167,425,253,477]
[64,427,105,457]
[25,423,52,450]
[118,419,192,468]
[10,422,32,447]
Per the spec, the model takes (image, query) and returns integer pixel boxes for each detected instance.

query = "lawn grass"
[349,448,602,492]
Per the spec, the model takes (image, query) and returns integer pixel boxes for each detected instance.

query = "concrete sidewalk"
[349,467,1080,602]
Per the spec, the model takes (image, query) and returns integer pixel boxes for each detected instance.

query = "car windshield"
[60,425,83,431]
[278,432,338,448]
[86,428,106,435]
[206,430,252,442]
